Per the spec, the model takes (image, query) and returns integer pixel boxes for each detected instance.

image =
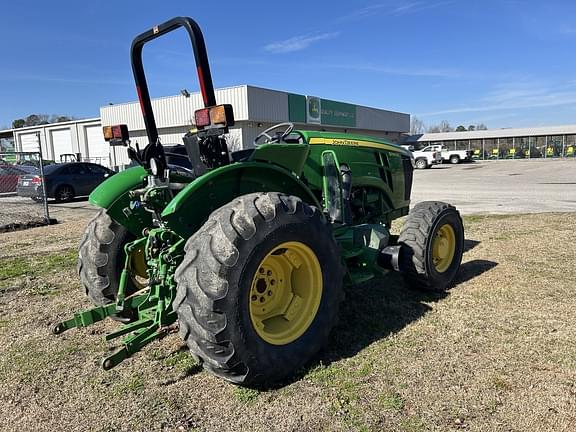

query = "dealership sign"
[320,99,356,127]
[289,94,357,127]
[307,96,321,124]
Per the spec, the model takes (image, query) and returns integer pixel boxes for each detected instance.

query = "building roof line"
[417,124,576,141]
[5,117,101,134]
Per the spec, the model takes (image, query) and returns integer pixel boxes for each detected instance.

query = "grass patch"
[233,387,260,404]
[163,351,200,374]
[491,375,512,391]
[113,374,145,395]
[0,248,76,282]
[399,415,427,432]
[379,392,404,411]
[27,282,60,296]
[1,212,576,431]
[306,362,345,385]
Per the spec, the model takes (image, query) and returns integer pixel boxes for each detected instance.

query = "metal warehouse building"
[101,85,409,166]
[411,125,576,159]
[8,118,108,165]
[5,84,409,168]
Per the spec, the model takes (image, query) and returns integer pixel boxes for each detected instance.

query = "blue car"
[17,162,114,202]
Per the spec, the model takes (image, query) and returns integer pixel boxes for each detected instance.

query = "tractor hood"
[298,131,412,158]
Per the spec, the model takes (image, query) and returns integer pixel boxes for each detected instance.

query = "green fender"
[88,166,152,236]
[161,162,321,238]
[90,166,147,208]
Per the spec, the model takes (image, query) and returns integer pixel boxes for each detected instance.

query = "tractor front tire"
[399,201,464,291]
[77,210,143,306]
[174,192,344,387]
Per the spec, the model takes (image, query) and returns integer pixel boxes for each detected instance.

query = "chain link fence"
[0,152,50,231]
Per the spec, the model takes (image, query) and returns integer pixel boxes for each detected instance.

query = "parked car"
[402,145,442,169]
[17,162,114,202]
[15,165,40,175]
[0,164,31,193]
[422,145,473,164]
[0,164,35,193]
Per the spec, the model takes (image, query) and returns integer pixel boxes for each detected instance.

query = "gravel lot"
[411,159,576,214]
[0,195,48,227]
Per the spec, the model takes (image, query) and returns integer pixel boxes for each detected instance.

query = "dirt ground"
[0,212,575,432]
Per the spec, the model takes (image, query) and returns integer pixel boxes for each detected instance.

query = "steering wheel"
[254,123,294,146]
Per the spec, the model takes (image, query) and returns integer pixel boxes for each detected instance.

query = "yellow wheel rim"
[249,241,323,345]
[130,245,148,289]
[432,224,456,273]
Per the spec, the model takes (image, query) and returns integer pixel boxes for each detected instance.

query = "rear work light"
[103,124,130,144]
[194,104,235,132]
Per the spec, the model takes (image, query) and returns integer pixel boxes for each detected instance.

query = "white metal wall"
[100,85,250,130]
[19,132,41,152]
[50,128,73,162]
[13,118,104,162]
[85,124,110,166]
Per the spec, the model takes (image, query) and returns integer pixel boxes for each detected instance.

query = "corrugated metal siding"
[100,85,249,129]
[356,106,410,133]
[246,86,289,123]
[13,119,102,161]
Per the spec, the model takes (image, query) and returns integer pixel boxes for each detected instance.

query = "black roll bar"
[131,17,217,146]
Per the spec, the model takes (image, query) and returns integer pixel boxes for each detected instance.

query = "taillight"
[194,108,211,127]
[194,104,235,130]
[103,124,129,142]
[31,176,42,185]
[432,152,437,158]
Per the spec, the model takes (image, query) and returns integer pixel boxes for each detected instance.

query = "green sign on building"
[288,94,306,123]
[288,93,356,127]
[320,99,356,127]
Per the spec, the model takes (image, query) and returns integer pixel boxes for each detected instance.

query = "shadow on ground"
[279,241,498,387]
[464,239,480,253]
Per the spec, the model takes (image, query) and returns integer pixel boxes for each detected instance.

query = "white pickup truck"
[402,145,442,169]
[422,145,473,164]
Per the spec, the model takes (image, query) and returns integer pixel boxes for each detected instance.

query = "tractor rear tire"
[174,192,344,387]
[77,209,141,306]
[399,201,464,291]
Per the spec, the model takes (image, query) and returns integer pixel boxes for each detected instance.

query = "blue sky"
[2,0,576,130]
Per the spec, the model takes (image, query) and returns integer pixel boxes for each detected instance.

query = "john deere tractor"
[54,17,464,387]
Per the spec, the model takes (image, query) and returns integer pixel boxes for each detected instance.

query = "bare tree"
[476,123,488,130]
[427,120,453,133]
[439,120,453,133]
[410,116,426,135]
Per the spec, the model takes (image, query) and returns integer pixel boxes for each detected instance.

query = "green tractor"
[54,17,464,387]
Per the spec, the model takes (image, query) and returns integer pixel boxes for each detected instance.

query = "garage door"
[20,133,40,152]
[85,125,110,167]
[51,128,73,162]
